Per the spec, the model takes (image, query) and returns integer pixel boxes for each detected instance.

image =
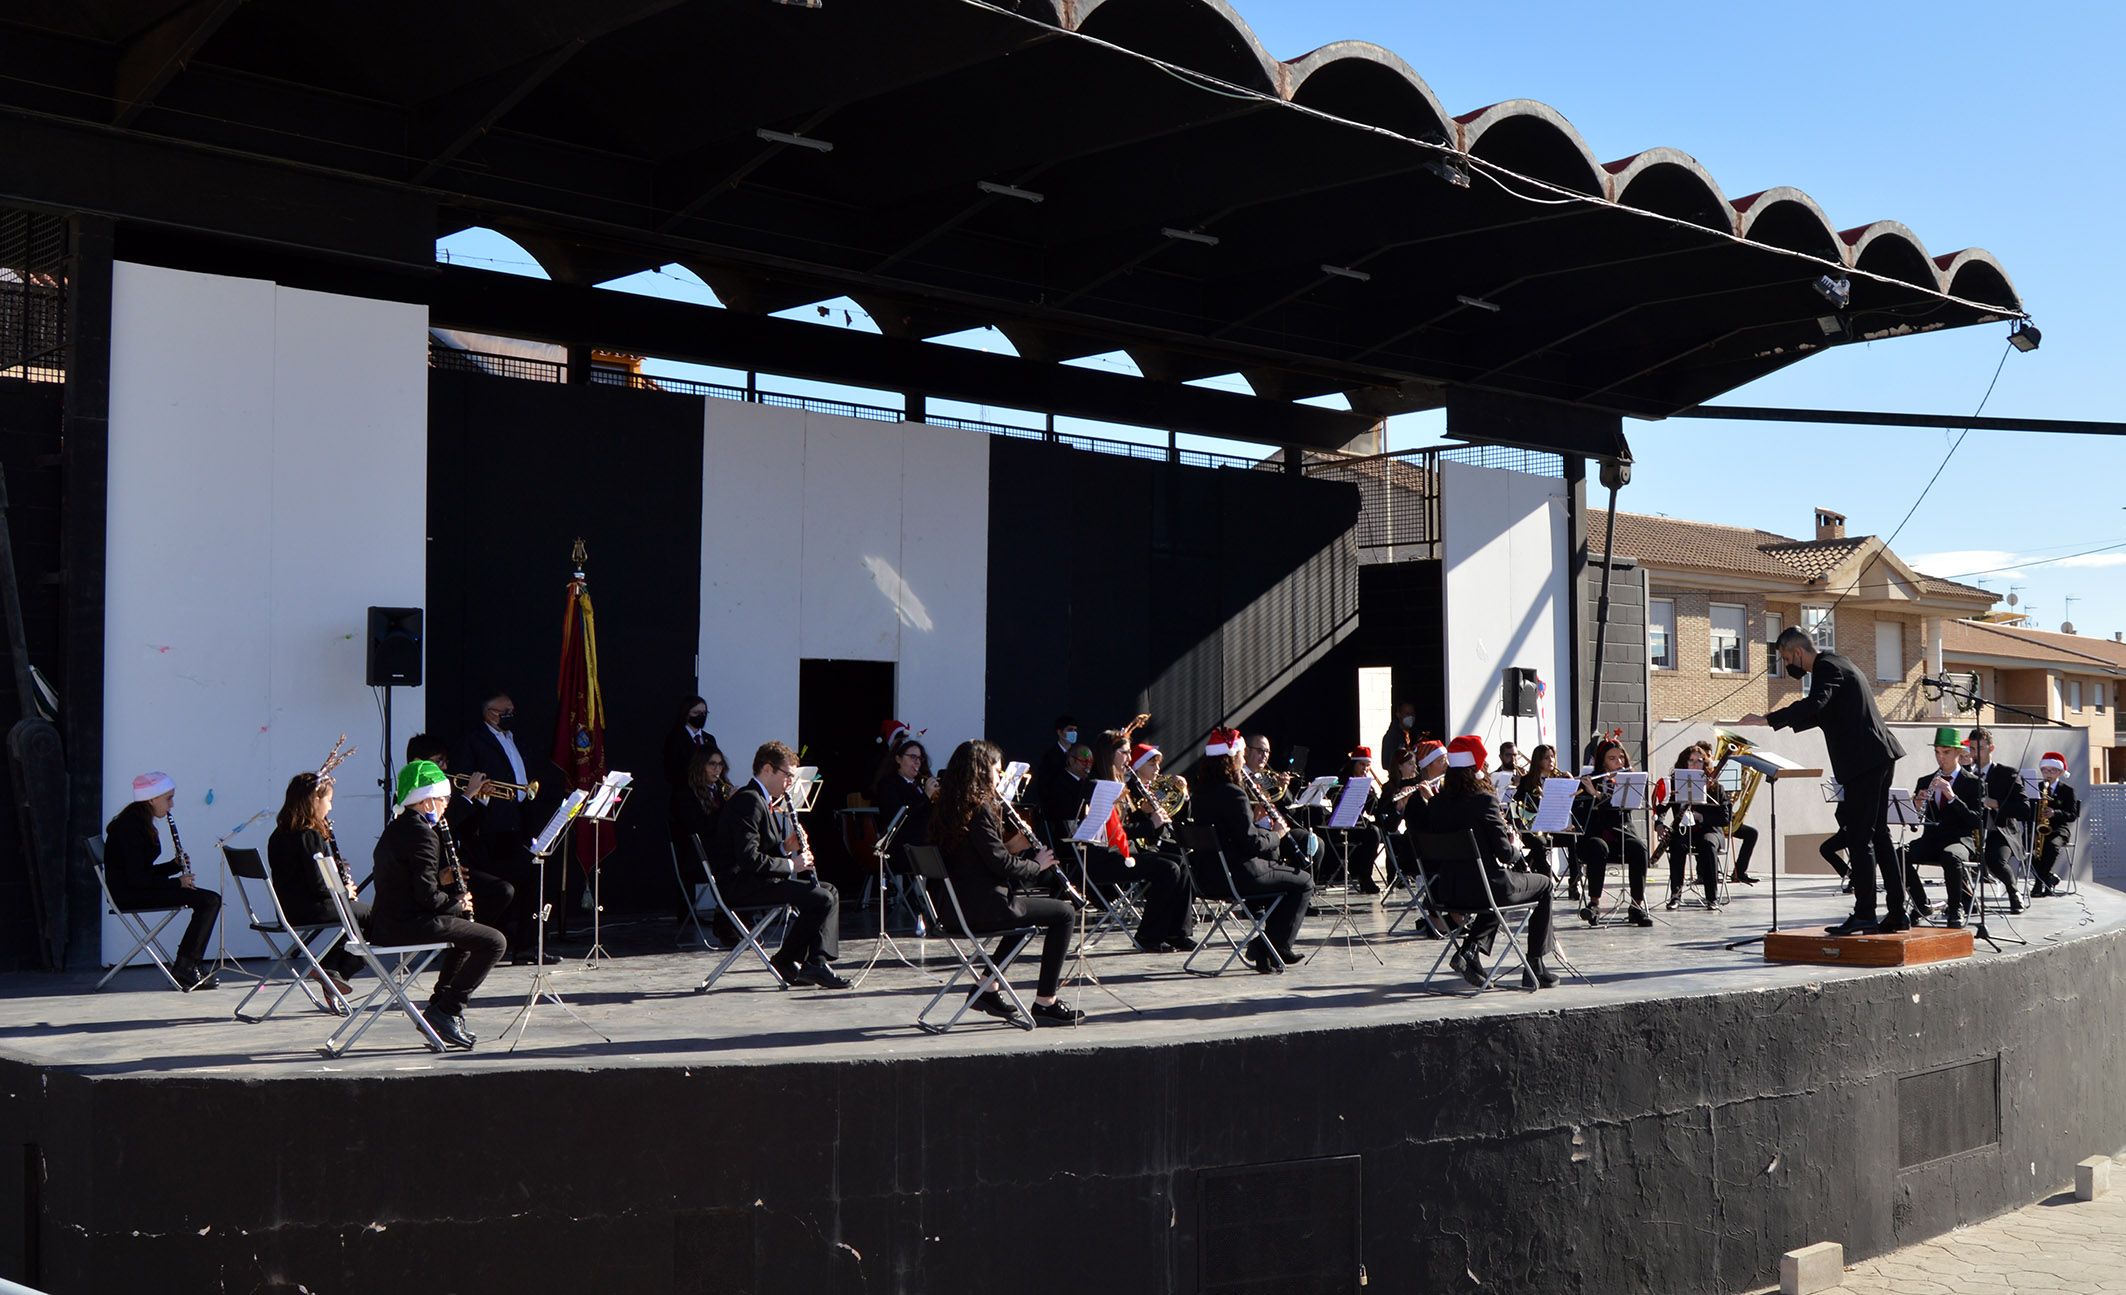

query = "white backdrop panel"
[105,264,427,962]
[698,402,989,764]
[1440,462,1572,751]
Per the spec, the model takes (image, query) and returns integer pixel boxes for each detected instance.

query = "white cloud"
[1905,549,2021,576]
[2055,553,2126,570]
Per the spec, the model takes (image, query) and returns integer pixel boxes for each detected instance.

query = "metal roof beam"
[111,0,246,127]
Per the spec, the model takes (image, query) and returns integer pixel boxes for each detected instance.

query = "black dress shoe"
[1523,959,1560,989]
[2007,891,2024,914]
[1627,905,1654,928]
[1876,914,1912,934]
[1031,1000,1085,1027]
[1731,873,1758,886]
[1166,935,1198,952]
[968,990,1017,1019]
[1246,944,1283,975]
[1664,894,1681,911]
[511,949,562,966]
[1577,905,1598,926]
[1911,899,1936,918]
[791,960,852,989]
[1451,943,1485,988]
[425,1010,475,1050]
[1943,910,1966,929]
[1824,914,1880,936]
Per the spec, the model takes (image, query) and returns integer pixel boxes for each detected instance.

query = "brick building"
[1941,618,2126,779]
[1587,506,1996,729]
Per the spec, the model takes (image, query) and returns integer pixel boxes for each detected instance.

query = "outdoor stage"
[6,876,2126,1294]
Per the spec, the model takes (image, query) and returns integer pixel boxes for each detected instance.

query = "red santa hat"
[1204,727,1242,757]
[1415,740,1447,770]
[1347,745,1373,765]
[1130,743,1161,770]
[1445,734,1488,769]
[878,719,923,748]
[2040,751,2068,771]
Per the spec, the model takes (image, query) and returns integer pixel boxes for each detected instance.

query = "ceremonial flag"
[552,542,609,870]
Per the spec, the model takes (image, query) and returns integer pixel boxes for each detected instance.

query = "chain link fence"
[0,206,67,383]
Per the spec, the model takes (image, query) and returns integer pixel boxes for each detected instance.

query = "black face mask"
[495,711,515,732]
[688,712,707,727]
[1784,662,1806,681]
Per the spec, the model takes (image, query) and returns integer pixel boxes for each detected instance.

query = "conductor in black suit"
[713,741,850,989]
[1745,627,1908,935]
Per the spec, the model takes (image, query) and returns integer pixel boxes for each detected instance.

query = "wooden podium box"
[1764,926,1974,968]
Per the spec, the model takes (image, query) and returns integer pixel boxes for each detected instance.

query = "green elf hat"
[395,759,451,807]
[1931,726,1962,749]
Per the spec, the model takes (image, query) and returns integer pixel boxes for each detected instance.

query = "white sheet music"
[1291,776,1339,809]
[789,767,822,812]
[530,790,588,856]
[1327,779,1371,829]
[1821,777,1844,804]
[1670,769,1706,805]
[1069,780,1127,844]
[1887,787,1923,828]
[998,761,1031,802]
[2020,767,2042,797]
[1491,771,1517,805]
[1531,778,1581,832]
[1609,772,1649,809]
[584,770,633,819]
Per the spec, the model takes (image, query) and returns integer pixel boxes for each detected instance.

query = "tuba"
[1710,730,1762,840]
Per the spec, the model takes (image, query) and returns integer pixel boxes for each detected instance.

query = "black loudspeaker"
[1501,667,1539,718]
[367,607,424,686]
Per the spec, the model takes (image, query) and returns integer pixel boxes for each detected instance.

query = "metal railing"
[0,205,67,384]
[1295,443,1563,562]
[430,343,1268,470]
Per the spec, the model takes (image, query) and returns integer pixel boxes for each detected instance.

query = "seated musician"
[1242,732,1289,801]
[870,732,937,867]
[1572,740,1653,927]
[1495,742,1522,777]
[405,734,518,944]
[713,742,850,988]
[1036,743,1097,843]
[1377,743,1428,838]
[1423,735,1558,989]
[1905,727,1985,928]
[102,772,223,990]
[672,744,736,941]
[929,740,1083,1026]
[1087,729,1195,954]
[1197,727,1313,973]
[369,761,509,1050]
[1967,727,2029,912]
[265,769,370,991]
[2027,752,2078,897]
[1655,742,1722,911]
[1332,747,1384,893]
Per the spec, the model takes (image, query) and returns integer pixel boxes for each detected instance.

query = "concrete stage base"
[1,878,2122,1294]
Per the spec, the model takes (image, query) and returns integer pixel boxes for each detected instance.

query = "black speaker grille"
[1898,1056,2000,1168]
[1198,1155,1362,1294]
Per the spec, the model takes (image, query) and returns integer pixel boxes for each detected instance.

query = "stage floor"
[12,876,2123,1081]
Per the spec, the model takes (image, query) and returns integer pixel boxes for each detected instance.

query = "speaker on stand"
[1501,666,1539,760]
[367,607,424,829]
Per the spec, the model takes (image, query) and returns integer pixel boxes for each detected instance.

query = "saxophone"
[2031,781,2054,866]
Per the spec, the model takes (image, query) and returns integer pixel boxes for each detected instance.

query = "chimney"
[1814,507,1847,541]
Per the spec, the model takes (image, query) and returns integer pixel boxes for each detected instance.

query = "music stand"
[498,790,611,1051]
[579,771,633,968]
[850,807,934,987]
[1724,746,1821,951]
[1667,768,1718,910]
[1061,780,1138,1014]
[1316,779,1384,965]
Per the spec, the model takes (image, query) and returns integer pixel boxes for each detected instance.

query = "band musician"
[713,742,851,989]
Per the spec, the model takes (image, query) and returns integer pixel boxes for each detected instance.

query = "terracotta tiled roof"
[1587,509,1994,603]
[1942,619,2126,672]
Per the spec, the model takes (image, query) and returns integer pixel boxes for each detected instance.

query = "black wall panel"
[0,379,64,971]
[426,372,704,909]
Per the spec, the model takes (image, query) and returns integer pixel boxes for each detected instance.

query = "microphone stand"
[209,809,275,981]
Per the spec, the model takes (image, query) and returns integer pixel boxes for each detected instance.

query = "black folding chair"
[905,844,1038,1033]
[1175,824,1288,977]
[88,836,187,993]
[313,856,451,1056]
[1413,831,1580,992]
[684,835,794,993]
[224,845,348,1022]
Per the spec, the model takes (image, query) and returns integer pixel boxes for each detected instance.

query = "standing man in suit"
[1034,714,1080,811]
[1744,626,1908,935]
[453,691,557,966]
[1380,701,1419,767]
[713,741,850,988]
[1966,727,2029,911]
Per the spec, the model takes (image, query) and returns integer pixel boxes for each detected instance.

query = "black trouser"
[1663,830,1719,902]
[1837,762,1902,920]
[486,831,540,953]
[1578,835,1647,905]
[1334,826,1382,887]
[1433,871,1556,961]
[1819,829,1850,877]
[1909,842,1974,915]
[116,883,221,965]
[1728,824,1759,877]
[2033,830,2068,882]
[286,897,371,979]
[1233,863,1313,954]
[376,915,506,1016]
[722,874,840,964]
[1980,828,2021,896]
[468,870,514,938]
[999,896,1076,998]
[1085,846,1194,948]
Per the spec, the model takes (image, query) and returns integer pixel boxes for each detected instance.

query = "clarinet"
[434,816,474,917]
[166,811,195,885]
[997,794,1087,910]
[322,817,356,897]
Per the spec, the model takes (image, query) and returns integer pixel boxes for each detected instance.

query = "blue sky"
[442,1,2123,635]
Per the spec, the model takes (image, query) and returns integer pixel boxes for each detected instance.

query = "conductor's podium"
[1764,925,1975,968]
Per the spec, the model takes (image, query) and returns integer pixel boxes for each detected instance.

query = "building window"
[2098,684,2108,713]
[1875,619,1904,683]
[1649,598,1675,671]
[1709,603,1746,674]
[1802,605,1834,652]
[1765,611,1782,676]
[2069,680,2083,711]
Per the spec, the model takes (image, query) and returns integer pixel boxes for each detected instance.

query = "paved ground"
[1741,1154,2126,1293]
[6,871,2118,1079]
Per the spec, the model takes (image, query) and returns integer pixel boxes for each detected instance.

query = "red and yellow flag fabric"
[552,571,609,870]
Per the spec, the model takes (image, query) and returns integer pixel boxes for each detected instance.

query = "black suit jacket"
[942,803,1047,932]
[102,807,181,898]
[713,783,797,880]
[1912,769,1984,855]
[454,726,537,833]
[2034,779,2080,837]
[1975,762,2030,839]
[1198,779,1288,883]
[1766,650,1904,778]
[267,826,341,922]
[370,810,461,932]
[1037,769,1094,836]
[1421,786,1529,892]
[663,724,719,787]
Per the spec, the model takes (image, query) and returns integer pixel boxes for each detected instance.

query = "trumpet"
[451,771,539,801]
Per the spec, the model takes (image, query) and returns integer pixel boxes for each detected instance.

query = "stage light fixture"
[1816,314,1849,339]
[1320,264,1371,282]
[1811,274,1851,308]
[977,181,1044,204]
[756,127,832,152]
[1423,157,1472,188]
[1455,294,1501,313]
[2009,320,2042,352]
[1161,227,1219,246]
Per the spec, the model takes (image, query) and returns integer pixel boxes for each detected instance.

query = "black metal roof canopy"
[0,0,2025,450]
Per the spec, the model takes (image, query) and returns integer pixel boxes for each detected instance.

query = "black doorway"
[798,659,897,886]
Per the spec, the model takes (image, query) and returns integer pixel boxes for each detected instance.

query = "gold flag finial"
[570,536,587,567]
